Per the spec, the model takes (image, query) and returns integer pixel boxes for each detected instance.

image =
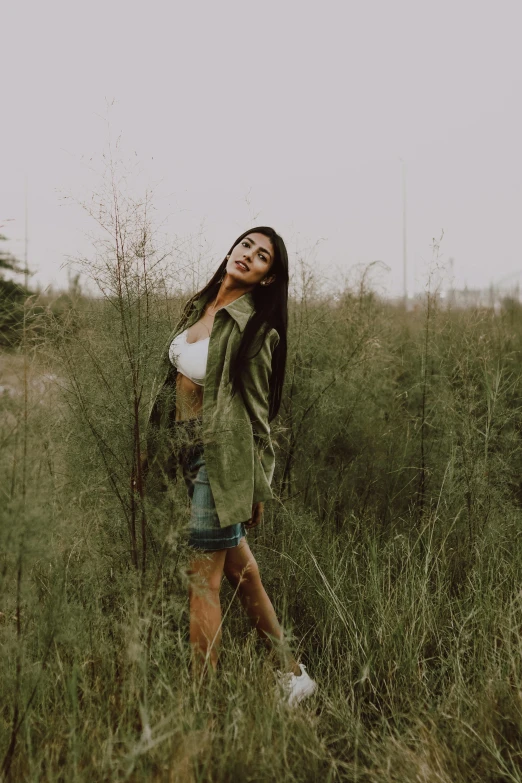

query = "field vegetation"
[2,180,522,781]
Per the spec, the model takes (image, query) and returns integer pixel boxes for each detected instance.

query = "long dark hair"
[181,227,289,421]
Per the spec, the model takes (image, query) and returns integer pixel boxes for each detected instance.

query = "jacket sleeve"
[240,328,280,486]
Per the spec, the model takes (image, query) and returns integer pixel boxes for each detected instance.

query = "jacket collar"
[194,290,255,333]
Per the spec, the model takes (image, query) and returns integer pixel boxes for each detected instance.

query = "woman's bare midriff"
[175,372,204,420]
[174,308,215,420]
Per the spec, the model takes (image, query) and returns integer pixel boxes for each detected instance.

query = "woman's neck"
[211,276,253,312]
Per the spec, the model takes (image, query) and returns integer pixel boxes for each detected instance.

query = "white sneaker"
[276,664,317,707]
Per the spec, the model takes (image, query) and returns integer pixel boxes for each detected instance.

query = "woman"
[146,227,317,706]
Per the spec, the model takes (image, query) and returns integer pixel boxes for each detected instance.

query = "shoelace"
[276,664,306,686]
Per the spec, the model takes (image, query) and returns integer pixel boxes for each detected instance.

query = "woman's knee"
[189,583,221,612]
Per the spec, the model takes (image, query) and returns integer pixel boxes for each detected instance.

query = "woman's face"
[225,232,275,288]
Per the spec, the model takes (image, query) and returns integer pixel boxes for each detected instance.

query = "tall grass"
[2,190,522,778]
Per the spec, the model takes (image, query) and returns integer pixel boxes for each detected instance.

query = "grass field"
[2,284,522,782]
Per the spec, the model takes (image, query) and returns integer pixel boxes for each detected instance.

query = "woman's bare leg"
[187,549,227,673]
[223,538,300,675]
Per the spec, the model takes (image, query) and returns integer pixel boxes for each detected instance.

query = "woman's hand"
[245,501,264,529]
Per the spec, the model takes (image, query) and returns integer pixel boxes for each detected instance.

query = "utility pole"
[401,159,408,307]
[448,256,455,306]
[24,175,29,290]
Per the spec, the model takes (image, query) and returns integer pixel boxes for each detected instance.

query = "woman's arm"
[240,327,280,486]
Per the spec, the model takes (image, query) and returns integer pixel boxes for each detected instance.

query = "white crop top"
[168,328,209,386]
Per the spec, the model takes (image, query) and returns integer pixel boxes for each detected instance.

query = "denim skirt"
[175,418,247,551]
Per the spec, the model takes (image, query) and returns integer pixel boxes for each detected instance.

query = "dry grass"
[2,290,522,782]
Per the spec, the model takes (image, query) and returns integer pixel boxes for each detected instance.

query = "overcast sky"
[2,0,521,296]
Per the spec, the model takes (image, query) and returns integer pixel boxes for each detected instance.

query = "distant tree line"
[0,233,29,347]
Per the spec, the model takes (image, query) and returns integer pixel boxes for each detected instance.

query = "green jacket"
[146,291,279,528]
